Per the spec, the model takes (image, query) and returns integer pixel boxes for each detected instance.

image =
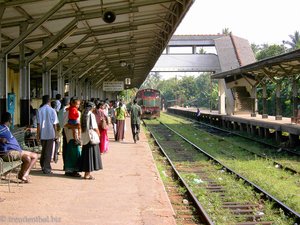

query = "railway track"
[144,119,300,224]
[166,113,300,175]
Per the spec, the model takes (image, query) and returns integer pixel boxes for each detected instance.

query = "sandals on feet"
[18,174,30,183]
[83,175,95,180]
[72,172,81,177]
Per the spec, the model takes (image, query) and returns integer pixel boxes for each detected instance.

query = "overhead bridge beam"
[152,54,221,72]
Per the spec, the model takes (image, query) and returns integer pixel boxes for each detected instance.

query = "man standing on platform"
[37,95,59,174]
[130,99,142,143]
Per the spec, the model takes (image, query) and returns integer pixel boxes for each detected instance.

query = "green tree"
[119,88,138,104]
[255,44,286,60]
[198,47,206,54]
[157,77,178,107]
[140,72,161,89]
[195,73,218,109]
[222,28,231,35]
[251,43,260,55]
[283,31,300,50]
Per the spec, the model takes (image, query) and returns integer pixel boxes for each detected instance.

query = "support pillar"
[42,60,51,97]
[99,90,104,100]
[192,45,196,54]
[88,81,92,100]
[57,50,64,96]
[240,123,246,132]
[0,11,7,121]
[221,119,226,128]
[289,134,299,148]
[19,23,31,126]
[76,79,82,99]
[68,74,75,98]
[218,79,226,114]
[251,86,257,117]
[251,125,257,135]
[166,46,170,54]
[0,56,7,121]
[291,79,298,123]
[258,127,265,138]
[82,79,89,100]
[262,83,268,118]
[246,124,250,135]
[232,122,237,130]
[275,82,282,120]
[275,130,282,143]
[264,129,271,139]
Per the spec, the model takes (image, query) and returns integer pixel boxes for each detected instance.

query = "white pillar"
[218,79,226,114]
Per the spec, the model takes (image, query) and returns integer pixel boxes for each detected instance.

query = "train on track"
[136,89,161,119]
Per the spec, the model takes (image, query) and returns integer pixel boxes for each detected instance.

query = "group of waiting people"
[0,94,142,183]
[0,95,104,181]
[38,95,104,180]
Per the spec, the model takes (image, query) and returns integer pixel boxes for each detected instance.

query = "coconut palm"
[222,28,232,35]
[283,31,300,50]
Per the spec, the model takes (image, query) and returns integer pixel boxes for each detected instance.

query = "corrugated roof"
[211,48,300,80]
[0,0,194,88]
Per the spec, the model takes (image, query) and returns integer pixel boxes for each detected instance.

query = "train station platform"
[169,107,300,147]
[0,118,176,225]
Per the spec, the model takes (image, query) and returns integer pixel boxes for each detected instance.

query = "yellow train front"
[136,89,161,119]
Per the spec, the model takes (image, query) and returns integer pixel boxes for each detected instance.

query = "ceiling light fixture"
[100,0,116,23]
[120,60,127,67]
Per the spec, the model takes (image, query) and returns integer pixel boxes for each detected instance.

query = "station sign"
[103,81,124,91]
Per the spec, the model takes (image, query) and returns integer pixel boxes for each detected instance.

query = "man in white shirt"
[37,95,59,174]
[54,94,62,112]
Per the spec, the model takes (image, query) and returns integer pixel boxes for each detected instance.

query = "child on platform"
[68,98,81,145]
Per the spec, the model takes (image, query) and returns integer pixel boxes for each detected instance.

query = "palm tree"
[222,28,232,35]
[283,31,300,50]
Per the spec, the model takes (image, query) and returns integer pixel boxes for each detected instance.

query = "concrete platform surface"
[0,118,176,225]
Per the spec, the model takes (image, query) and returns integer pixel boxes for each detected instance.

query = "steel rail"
[198,119,300,157]
[168,115,300,175]
[144,121,214,225]
[188,115,300,157]
[160,121,300,223]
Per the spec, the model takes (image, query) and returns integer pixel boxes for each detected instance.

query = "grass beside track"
[156,113,300,216]
[144,118,295,225]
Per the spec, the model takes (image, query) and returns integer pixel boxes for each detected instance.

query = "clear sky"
[174,0,300,45]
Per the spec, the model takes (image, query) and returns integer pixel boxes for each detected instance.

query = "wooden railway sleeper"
[236,222,273,225]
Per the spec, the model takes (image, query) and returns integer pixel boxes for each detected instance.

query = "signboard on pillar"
[103,81,124,92]
[125,78,131,85]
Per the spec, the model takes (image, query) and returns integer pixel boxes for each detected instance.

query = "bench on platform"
[14,128,42,154]
[0,127,42,192]
[0,152,22,192]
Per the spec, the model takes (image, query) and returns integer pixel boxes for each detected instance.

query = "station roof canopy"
[0,0,193,88]
[211,48,300,82]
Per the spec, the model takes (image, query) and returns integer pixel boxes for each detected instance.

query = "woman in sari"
[63,97,81,177]
[115,102,126,141]
[94,101,109,154]
[80,101,103,180]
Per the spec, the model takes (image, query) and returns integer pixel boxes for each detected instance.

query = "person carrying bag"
[80,102,103,180]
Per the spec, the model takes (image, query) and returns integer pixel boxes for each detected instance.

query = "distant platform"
[168,107,300,147]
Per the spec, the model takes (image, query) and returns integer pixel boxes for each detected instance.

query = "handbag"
[100,118,108,130]
[89,129,100,145]
[89,114,100,145]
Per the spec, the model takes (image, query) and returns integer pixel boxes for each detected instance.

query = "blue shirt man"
[0,112,38,183]
[0,124,22,153]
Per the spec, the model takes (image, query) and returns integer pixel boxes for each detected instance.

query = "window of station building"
[162,46,217,55]
[196,46,217,54]
[168,46,193,54]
